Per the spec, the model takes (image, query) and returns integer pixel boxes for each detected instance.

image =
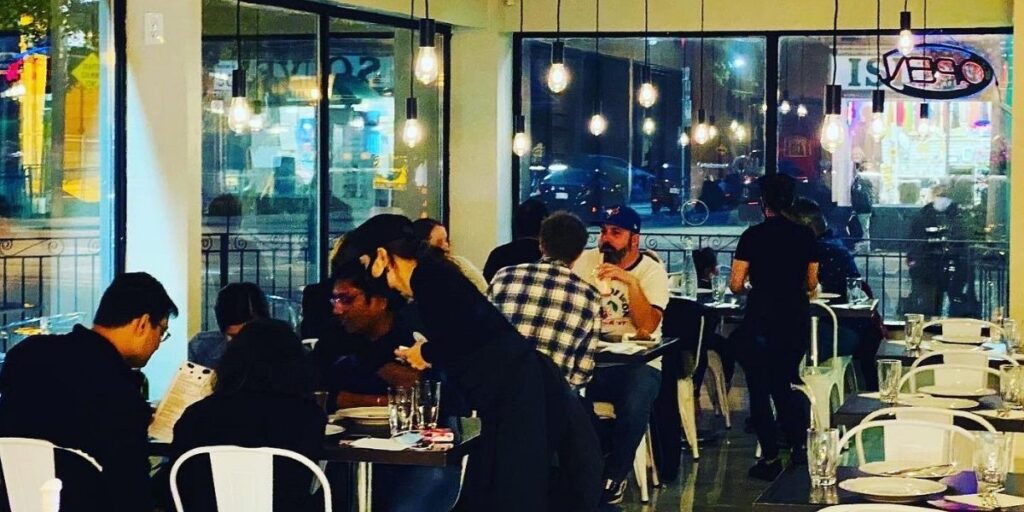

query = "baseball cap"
[592,205,642,234]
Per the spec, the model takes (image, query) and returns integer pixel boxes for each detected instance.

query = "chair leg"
[646,429,660,487]
[708,351,732,429]
[633,436,650,502]
[677,378,699,460]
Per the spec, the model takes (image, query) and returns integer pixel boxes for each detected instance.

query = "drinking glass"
[417,380,442,429]
[877,359,903,405]
[974,432,1012,497]
[904,313,925,353]
[313,390,331,414]
[846,278,862,304]
[388,386,416,436]
[712,274,727,303]
[807,428,840,487]
[1002,319,1019,355]
[999,364,1023,411]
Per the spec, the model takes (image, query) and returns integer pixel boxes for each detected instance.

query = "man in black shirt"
[483,199,548,282]
[0,272,178,511]
[730,175,818,481]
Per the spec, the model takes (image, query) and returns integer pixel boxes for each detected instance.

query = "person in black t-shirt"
[729,174,819,481]
[483,199,548,282]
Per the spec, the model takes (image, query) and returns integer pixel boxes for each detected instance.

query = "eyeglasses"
[329,293,360,307]
[160,328,171,343]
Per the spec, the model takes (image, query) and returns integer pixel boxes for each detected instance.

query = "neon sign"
[878,43,994,100]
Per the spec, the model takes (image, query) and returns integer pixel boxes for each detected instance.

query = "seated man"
[0,272,178,512]
[483,199,548,282]
[188,282,269,369]
[572,206,669,504]
[488,211,600,391]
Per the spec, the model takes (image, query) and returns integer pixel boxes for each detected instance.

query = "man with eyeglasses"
[0,272,179,512]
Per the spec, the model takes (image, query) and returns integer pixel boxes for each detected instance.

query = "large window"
[0,0,116,329]
[201,0,447,328]
[516,36,767,231]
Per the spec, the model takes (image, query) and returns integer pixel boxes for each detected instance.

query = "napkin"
[348,438,409,451]
[973,409,1024,420]
[596,342,646,355]
[944,493,1024,508]
[831,303,874,309]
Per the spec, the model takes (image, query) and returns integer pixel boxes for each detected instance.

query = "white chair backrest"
[692,315,705,371]
[899,364,1000,392]
[924,318,1001,339]
[809,301,838,367]
[0,437,102,512]
[839,419,977,467]
[860,407,995,465]
[909,350,1016,389]
[170,446,332,512]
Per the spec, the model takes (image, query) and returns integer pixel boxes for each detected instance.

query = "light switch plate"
[144,12,165,45]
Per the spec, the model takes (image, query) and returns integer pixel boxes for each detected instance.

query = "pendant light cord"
[923,0,927,44]
[409,0,415,95]
[519,0,524,33]
[595,0,601,113]
[425,0,430,18]
[235,0,242,68]
[830,0,838,88]
[556,0,562,41]
[699,0,705,110]
[643,0,649,67]
[875,0,880,91]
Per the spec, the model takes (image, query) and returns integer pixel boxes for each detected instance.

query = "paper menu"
[148,362,215,442]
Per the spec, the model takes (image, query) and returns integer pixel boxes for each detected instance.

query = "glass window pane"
[201,1,320,329]
[0,1,115,328]
[778,33,1012,320]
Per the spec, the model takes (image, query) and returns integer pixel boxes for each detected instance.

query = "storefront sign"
[879,44,994,100]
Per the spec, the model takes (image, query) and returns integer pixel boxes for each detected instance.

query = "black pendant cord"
[643,0,650,69]
[519,0,524,33]
[923,0,928,44]
[409,0,415,95]
[235,0,242,69]
[556,0,562,42]
[699,0,705,111]
[425,0,430,18]
[875,0,880,91]
[830,0,838,88]
[594,0,601,114]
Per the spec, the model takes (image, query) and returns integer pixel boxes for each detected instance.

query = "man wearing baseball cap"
[573,205,669,504]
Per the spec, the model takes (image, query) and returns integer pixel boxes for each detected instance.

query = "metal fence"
[0,236,103,326]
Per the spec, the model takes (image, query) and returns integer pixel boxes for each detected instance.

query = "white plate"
[917,385,996,398]
[931,335,989,345]
[333,407,390,424]
[897,395,980,409]
[819,505,939,511]
[325,424,345,436]
[859,461,958,479]
[818,292,841,299]
[838,477,946,503]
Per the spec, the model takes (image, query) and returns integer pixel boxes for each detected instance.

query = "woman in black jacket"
[337,214,601,512]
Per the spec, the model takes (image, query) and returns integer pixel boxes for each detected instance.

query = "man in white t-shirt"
[573,205,669,504]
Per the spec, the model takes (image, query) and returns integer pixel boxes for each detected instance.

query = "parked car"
[531,154,640,221]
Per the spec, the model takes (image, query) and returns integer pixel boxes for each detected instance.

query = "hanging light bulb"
[248,100,265,132]
[693,109,709,145]
[227,69,252,134]
[588,112,608,136]
[678,127,690,147]
[898,10,914,56]
[796,104,808,118]
[819,85,846,153]
[916,102,932,138]
[870,89,886,141]
[708,115,719,140]
[402,97,424,148]
[414,18,440,85]
[733,124,747,142]
[760,103,768,114]
[512,115,530,157]
[637,67,658,108]
[779,90,792,115]
[642,117,657,136]
[729,119,739,132]
[547,41,570,93]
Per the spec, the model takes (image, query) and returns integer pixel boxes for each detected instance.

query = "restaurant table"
[151,416,480,512]
[833,394,1024,433]
[669,295,879,321]
[875,339,1010,368]
[753,466,1024,511]
[594,336,680,365]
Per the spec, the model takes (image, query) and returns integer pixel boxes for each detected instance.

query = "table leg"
[356,461,373,512]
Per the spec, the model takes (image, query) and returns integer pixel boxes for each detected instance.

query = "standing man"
[0,272,179,511]
[573,205,669,504]
[730,175,818,480]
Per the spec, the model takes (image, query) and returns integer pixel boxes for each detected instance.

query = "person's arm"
[730,259,750,295]
[595,264,662,335]
[568,299,600,389]
[337,391,387,409]
[807,262,820,293]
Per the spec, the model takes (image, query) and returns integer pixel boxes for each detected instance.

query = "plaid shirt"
[488,259,601,389]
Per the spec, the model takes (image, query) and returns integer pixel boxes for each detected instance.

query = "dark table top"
[151,416,480,467]
[754,466,1024,511]
[669,296,879,320]
[876,340,1010,368]
[833,395,1024,433]
[594,336,679,365]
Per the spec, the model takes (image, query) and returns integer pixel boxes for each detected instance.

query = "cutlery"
[880,463,954,477]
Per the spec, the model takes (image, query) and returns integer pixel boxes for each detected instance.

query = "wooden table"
[753,466,1024,511]
[833,394,1024,433]
[594,336,679,365]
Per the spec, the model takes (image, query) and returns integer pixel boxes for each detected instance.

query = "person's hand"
[594,263,638,287]
[395,339,432,370]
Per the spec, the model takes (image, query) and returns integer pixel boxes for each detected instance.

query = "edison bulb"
[678,131,690,147]
[760,103,768,114]
[227,96,252,134]
[708,124,719,140]
[779,100,792,115]
[916,117,932,138]
[414,46,440,85]
[402,118,424,148]
[588,113,608,136]
[642,117,656,136]
[898,29,914,56]
[637,82,658,108]
[547,63,570,93]
[248,112,265,132]
[870,114,886,141]
[693,123,709,145]
[796,104,808,118]
[733,125,747,142]
[729,119,739,132]
[512,131,531,157]
[820,114,846,153]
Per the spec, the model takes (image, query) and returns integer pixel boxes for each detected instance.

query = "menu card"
[148,362,215,442]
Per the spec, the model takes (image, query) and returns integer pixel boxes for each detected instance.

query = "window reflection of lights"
[731,57,746,69]
[796,104,808,117]
[549,163,568,172]
[529,165,546,171]
[642,117,656,136]
[348,115,365,129]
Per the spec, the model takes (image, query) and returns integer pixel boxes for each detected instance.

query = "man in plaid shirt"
[488,211,600,390]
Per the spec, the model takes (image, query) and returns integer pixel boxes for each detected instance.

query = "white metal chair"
[860,406,996,466]
[798,301,851,430]
[0,437,102,512]
[677,315,705,461]
[169,445,332,512]
[899,364,1000,393]
[924,318,1002,340]
[909,349,1017,374]
[592,402,659,503]
[704,349,732,428]
[839,419,978,468]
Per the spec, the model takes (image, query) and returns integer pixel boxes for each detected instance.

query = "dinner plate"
[859,461,958,479]
[896,395,979,409]
[838,477,946,503]
[325,424,345,436]
[333,407,390,425]
[818,292,841,300]
[931,335,989,345]
[818,505,938,511]
[917,385,996,398]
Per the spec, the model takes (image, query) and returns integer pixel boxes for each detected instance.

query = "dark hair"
[761,174,796,214]
[788,197,828,236]
[513,199,549,239]
[93,272,179,328]
[213,318,311,397]
[539,211,588,264]
[692,247,718,278]
[411,218,444,243]
[214,282,270,333]
[330,259,401,309]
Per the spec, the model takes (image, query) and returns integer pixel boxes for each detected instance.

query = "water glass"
[313,390,331,414]
[712,274,727,303]
[877,359,903,405]
[904,313,925,353]
[807,428,840,487]
[999,364,1023,410]
[1002,319,1019,355]
[388,386,417,436]
[417,380,442,429]
[846,278,863,304]
[974,432,1012,497]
